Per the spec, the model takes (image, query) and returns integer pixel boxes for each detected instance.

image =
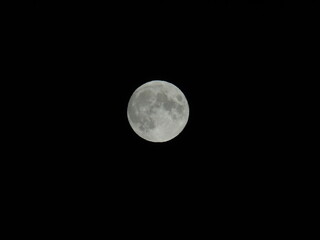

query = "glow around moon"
[127,80,189,142]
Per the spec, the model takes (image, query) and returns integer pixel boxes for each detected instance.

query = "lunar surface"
[127,80,189,142]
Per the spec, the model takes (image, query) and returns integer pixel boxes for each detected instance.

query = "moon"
[127,80,189,142]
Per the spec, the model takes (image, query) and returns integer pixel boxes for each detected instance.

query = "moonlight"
[127,80,189,142]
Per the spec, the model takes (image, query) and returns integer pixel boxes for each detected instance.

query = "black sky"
[30,1,286,157]
[23,0,289,234]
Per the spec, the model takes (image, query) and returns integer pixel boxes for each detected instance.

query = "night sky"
[22,0,291,236]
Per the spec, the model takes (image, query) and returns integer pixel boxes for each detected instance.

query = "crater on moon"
[127,80,189,142]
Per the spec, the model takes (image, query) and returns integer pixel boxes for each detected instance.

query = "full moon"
[127,80,189,142]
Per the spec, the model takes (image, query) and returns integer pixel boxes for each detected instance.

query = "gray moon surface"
[127,80,189,142]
